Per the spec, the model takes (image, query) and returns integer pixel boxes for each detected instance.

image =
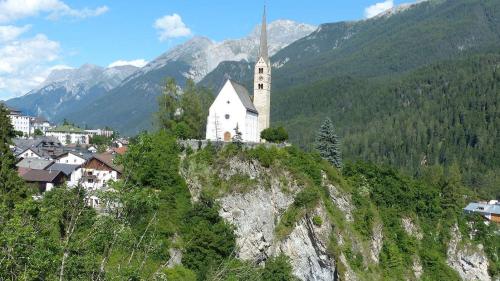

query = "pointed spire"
[259,5,269,61]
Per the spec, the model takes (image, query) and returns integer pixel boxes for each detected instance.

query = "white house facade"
[30,117,51,135]
[18,148,43,159]
[56,152,87,165]
[79,154,121,191]
[46,125,90,145]
[8,109,31,137]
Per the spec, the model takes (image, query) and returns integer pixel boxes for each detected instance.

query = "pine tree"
[0,104,28,211]
[315,118,342,168]
[156,77,180,131]
[232,123,243,148]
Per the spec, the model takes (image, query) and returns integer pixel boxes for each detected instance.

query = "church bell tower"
[253,6,271,138]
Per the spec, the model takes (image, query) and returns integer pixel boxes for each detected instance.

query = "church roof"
[229,80,258,114]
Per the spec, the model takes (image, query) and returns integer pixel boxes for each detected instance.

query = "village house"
[46,125,91,145]
[21,169,66,193]
[113,138,129,148]
[16,158,54,175]
[13,136,63,159]
[80,152,122,191]
[54,151,90,165]
[206,8,271,143]
[30,117,52,135]
[85,128,114,138]
[46,163,82,187]
[464,200,500,223]
[8,107,31,137]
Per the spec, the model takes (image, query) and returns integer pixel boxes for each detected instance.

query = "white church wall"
[244,112,259,142]
[206,81,252,142]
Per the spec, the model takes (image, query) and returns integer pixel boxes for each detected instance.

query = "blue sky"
[0,0,411,99]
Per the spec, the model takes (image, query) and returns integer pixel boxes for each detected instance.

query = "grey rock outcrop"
[447,224,491,281]
[276,205,337,281]
[370,223,383,264]
[218,177,339,280]
[402,217,423,240]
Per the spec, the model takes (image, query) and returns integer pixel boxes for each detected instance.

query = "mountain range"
[6,64,138,121]
[6,20,316,131]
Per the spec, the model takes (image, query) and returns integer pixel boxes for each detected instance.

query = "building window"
[258,84,264,90]
[259,68,263,74]
[225,114,230,120]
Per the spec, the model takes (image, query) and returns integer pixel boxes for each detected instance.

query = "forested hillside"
[276,54,500,198]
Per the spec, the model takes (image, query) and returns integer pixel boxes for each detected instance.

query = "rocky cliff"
[180,146,497,281]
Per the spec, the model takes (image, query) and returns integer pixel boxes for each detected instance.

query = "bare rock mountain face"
[6,64,138,122]
[130,20,316,84]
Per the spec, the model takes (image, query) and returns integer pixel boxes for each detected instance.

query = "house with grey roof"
[464,201,500,223]
[16,158,54,171]
[46,163,82,187]
[21,169,66,193]
[13,136,63,159]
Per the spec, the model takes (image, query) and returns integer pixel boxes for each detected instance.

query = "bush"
[261,255,298,281]
[261,127,289,143]
[312,215,323,227]
[181,196,236,280]
[162,266,197,281]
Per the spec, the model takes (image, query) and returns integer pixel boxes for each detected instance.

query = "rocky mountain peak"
[135,19,316,83]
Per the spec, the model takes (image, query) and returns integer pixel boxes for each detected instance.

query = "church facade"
[205,8,271,143]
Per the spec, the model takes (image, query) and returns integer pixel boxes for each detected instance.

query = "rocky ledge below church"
[179,145,497,281]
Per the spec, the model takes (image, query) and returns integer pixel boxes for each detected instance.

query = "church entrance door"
[224,131,231,141]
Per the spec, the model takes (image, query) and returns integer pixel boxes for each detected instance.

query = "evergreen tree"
[156,77,180,131]
[315,118,342,168]
[232,123,243,148]
[0,104,28,211]
[155,78,214,139]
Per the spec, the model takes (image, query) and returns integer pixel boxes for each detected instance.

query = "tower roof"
[259,6,269,61]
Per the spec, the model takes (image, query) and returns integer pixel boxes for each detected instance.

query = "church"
[205,8,271,143]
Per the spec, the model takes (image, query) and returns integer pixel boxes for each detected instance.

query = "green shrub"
[261,255,298,281]
[260,126,289,143]
[181,196,236,280]
[312,215,323,227]
[162,266,197,281]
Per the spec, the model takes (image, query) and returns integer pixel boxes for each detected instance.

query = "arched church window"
[259,68,263,74]
[225,114,230,119]
[258,84,264,90]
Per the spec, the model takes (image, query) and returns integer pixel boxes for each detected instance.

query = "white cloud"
[364,0,394,19]
[108,59,148,68]
[0,0,108,23]
[154,13,192,41]
[0,24,31,42]
[0,33,61,99]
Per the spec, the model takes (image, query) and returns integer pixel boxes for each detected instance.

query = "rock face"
[276,206,337,281]
[447,224,491,281]
[401,217,423,240]
[370,223,383,264]
[185,156,341,280]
